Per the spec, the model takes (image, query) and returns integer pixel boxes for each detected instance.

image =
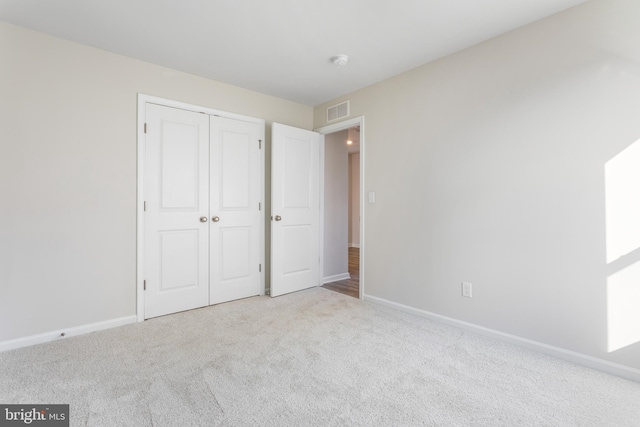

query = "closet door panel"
[210,117,262,304]
[144,104,210,319]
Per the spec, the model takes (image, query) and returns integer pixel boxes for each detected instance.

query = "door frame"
[136,94,266,322]
[315,116,365,300]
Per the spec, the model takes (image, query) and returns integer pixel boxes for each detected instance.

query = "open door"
[270,123,321,297]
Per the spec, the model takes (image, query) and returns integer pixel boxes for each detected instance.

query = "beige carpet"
[1,287,639,426]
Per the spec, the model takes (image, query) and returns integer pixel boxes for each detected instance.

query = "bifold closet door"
[144,104,210,319]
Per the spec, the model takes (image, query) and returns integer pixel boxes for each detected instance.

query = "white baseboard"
[323,273,351,284]
[349,243,360,248]
[364,294,640,383]
[0,315,137,353]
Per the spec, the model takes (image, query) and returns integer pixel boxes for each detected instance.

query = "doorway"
[317,117,365,300]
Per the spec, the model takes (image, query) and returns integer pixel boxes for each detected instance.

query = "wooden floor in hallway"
[322,247,359,299]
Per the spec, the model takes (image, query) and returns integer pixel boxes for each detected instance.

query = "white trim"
[364,294,640,383]
[315,116,365,301]
[323,273,351,285]
[318,134,325,288]
[0,316,137,353]
[258,123,266,298]
[137,94,266,322]
[349,243,361,248]
[136,96,146,322]
[139,94,265,124]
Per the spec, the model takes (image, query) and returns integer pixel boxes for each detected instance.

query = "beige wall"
[0,21,312,342]
[315,0,640,372]
[349,153,360,247]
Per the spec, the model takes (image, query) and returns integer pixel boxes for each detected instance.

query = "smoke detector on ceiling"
[331,55,349,66]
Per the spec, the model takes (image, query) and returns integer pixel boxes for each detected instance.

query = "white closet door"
[209,117,262,304]
[270,123,321,297]
[144,104,210,319]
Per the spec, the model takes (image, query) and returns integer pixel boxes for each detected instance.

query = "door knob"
[274,215,282,221]
[200,216,208,223]
[212,216,220,222]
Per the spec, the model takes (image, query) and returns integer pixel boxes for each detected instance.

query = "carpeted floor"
[1,287,639,426]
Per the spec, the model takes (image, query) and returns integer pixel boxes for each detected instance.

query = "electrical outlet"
[462,282,473,298]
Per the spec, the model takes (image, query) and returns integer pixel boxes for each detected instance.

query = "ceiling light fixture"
[331,54,349,66]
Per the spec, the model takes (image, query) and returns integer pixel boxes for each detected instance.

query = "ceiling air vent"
[327,100,349,122]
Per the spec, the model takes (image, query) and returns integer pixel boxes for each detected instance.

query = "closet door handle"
[199,216,208,223]
[274,215,282,221]
[212,216,220,222]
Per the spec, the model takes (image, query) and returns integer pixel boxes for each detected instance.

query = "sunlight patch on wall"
[605,139,640,352]
[607,260,640,352]
[605,140,640,263]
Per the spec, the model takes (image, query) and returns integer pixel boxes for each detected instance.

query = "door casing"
[136,94,265,322]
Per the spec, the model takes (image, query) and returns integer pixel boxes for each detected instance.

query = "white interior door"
[144,104,210,318]
[210,117,262,304]
[271,123,321,297]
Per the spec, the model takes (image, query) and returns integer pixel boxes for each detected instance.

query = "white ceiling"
[0,0,589,106]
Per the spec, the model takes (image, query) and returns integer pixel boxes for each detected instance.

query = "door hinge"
[258,202,261,211]
[259,264,262,273]
[258,139,262,149]
[144,123,147,134]
[143,280,146,290]
[144,201,146,211]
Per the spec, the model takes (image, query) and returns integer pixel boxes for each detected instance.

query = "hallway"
[322,247,359,298]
